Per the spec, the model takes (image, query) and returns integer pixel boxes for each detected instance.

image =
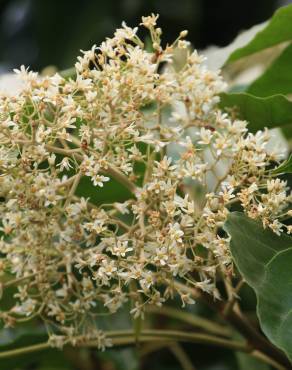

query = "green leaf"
[219,92,292,132]
[224,212,292,362]
[282,124,292,140]
[76,176,132,205]
[226,5,292,64]
[247,43,292,97]
[272,154,292,174]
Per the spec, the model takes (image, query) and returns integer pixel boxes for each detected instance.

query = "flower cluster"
[0,14,290,347]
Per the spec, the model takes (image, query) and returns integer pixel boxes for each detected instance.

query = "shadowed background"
[0,0,289,72]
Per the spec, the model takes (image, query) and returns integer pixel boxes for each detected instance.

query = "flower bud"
[180,30,188,38]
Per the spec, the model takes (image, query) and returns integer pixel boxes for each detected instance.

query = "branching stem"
[174,281,292,369]
[0,329,249,359]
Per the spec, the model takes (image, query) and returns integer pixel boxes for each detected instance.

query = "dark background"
[0,0,290,73]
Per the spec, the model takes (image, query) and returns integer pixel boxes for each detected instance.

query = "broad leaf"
[282,124,292,140]
[224,212,292,362]
[226,5,292,64]
[202,22,267,70]
[247,43,292,97]
[219,92,292,132]
[272,154,292,174]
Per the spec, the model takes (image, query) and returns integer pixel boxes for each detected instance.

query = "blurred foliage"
[219,92,292,131]
[0,0,279,71]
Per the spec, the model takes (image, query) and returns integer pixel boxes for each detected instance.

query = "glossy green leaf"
[272,154,292,174]
[282,124,292,140]
[226,5,292,64]
[224,212,292,362]
[247,43,292,97]
[219,92,292,132]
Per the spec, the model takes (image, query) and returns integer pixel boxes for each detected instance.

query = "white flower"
[268,220,283,235]
[168,222,184,244]
[57,157,73,172]
[12,299,37,317]
[92,174,110,187]
[0,14,289,345]
[114,22,138,40]
[198,127,213,145]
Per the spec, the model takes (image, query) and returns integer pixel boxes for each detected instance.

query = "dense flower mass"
[0,14,291,348]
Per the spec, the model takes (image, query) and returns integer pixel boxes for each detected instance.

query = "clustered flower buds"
[0,14,290,348]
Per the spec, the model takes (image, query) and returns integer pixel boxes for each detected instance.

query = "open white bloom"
[0,15,290,348]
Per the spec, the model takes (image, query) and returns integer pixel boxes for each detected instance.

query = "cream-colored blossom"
[0,15,290,348]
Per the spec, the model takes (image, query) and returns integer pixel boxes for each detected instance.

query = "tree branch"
[174,282,292,369]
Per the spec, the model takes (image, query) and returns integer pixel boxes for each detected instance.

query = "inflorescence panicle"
[0,14,290,349]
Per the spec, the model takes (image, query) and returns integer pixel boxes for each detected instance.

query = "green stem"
[63,171,82,208]
[0,329,248,359]
[0,342,50,358]
[1,273,38,288]
[44,144,138,195]
[106,165,138,195]
[147,306,231,337]
[169,343,197,370]
[140,342,197,370]
[174,282,292,369]
[252,350,287,370]
[223,279,245,316]
[0,329,285,369]
[10,140,138,197]
[108,329,249,351]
